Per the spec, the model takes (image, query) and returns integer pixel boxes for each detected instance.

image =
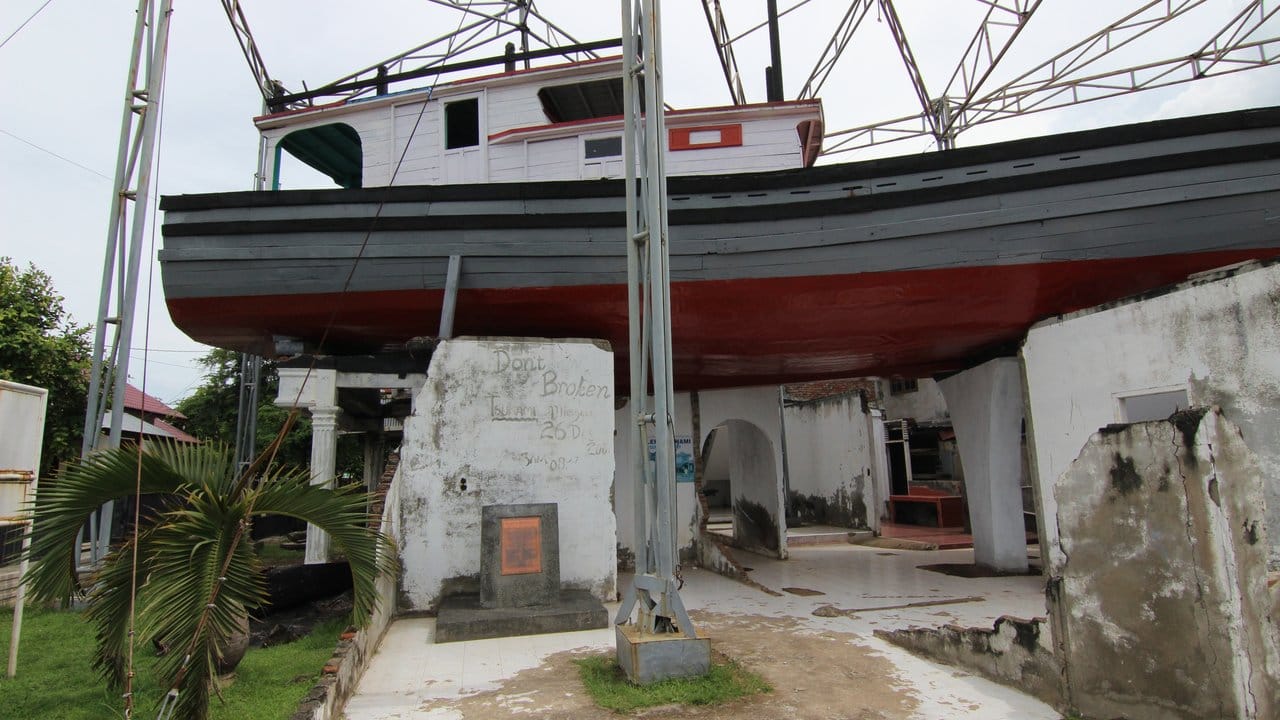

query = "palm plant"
[22,440,396,719]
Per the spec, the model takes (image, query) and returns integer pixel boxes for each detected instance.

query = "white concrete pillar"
[362,433,382,493]
[867,407,889,532]
[938,358,1028,573]
[275,368,341,566]
[306,405,341,565]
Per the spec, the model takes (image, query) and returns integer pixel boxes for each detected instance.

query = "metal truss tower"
[223,0,615,112]
[702,0,1280,156]
[614,0,701,665]
[80,0,174,564]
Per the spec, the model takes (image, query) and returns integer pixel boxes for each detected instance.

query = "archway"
[701,419,785,558]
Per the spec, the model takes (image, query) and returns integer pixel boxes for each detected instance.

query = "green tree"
[23,440,396,719]
[0,258,91,475]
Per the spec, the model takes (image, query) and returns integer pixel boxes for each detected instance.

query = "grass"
[0,608,342,719]
[574,653,771,713]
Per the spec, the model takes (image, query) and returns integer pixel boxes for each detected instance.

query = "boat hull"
[160,107,1280,388]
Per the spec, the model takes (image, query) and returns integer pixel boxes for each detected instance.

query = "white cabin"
[256,57,823,189]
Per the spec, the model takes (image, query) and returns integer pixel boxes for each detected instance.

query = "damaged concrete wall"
[1022,261,1280,568]
[782,392,876,529]
[397,338,616,611]
[875,616,1060,707]
[1050,409,1279,720]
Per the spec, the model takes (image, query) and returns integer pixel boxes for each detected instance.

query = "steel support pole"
[766,0,784,101]
[233,101,272,480]
[80,0,174,564]
[615,0,698,644]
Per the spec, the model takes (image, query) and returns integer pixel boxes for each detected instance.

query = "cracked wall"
[397,338,616,611]
[1023,261,1280,569]
[1050,409,1279,720]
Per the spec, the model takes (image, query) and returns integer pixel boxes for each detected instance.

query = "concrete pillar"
[938,358,1028,573]
[306,405,341,565]
[275,367,341,566]
[362,433,382,493]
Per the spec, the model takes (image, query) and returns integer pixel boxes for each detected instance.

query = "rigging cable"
[0,0,55,51]
[123,20,171,718]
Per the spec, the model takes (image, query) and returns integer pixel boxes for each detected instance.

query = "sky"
[2,0,1278,406]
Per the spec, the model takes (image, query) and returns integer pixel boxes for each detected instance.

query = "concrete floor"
[344,544,1057,719]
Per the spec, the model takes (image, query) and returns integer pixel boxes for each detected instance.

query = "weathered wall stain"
[787,473,870,529]
[1108,452,1142,496]
[734,497,779,553]
[1050,409,1279,720]
[782,391,878,531]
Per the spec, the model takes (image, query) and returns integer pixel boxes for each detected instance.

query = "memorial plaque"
[500,516,542,575]
[480,503,559,608]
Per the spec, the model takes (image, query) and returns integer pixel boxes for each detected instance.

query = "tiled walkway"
[344,544,1056,719]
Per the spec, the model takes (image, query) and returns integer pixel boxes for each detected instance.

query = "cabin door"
[442,94,486,183]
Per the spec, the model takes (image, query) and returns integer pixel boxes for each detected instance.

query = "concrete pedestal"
[615,623,711,684]
[435,589,607,643]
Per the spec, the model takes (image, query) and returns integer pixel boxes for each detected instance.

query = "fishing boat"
[159,57,1280,389]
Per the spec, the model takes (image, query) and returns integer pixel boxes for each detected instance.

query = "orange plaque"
[500,516,542,575]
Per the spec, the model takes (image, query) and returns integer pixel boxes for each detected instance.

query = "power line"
[0,0,55,51]
[0,128,111,181]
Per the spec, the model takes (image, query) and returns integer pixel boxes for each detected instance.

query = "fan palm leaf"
[23,441,396,720]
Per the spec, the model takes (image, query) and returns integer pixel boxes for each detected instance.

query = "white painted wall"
[390,100,443,185]
[782,394,878,529]
[1022,261,1280,568]
[397,338,616,610]
[260,62,818,188]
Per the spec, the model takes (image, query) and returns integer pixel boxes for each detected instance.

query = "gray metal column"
[614,0,699,645]
[79,0,175,564]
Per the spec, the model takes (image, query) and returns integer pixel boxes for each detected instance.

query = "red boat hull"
[166,248,1274,389]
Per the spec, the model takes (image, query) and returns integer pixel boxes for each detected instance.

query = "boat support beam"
[439,254,462,340]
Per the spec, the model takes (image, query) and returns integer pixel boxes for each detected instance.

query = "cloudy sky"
[2,0,1278,405]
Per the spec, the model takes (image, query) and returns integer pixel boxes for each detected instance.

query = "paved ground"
[344,544,1059,719]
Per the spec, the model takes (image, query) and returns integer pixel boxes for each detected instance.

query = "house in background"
[100,383,198,446]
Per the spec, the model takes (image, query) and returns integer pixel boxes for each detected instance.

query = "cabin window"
[445,98,480,149]
[584,136,622,159]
